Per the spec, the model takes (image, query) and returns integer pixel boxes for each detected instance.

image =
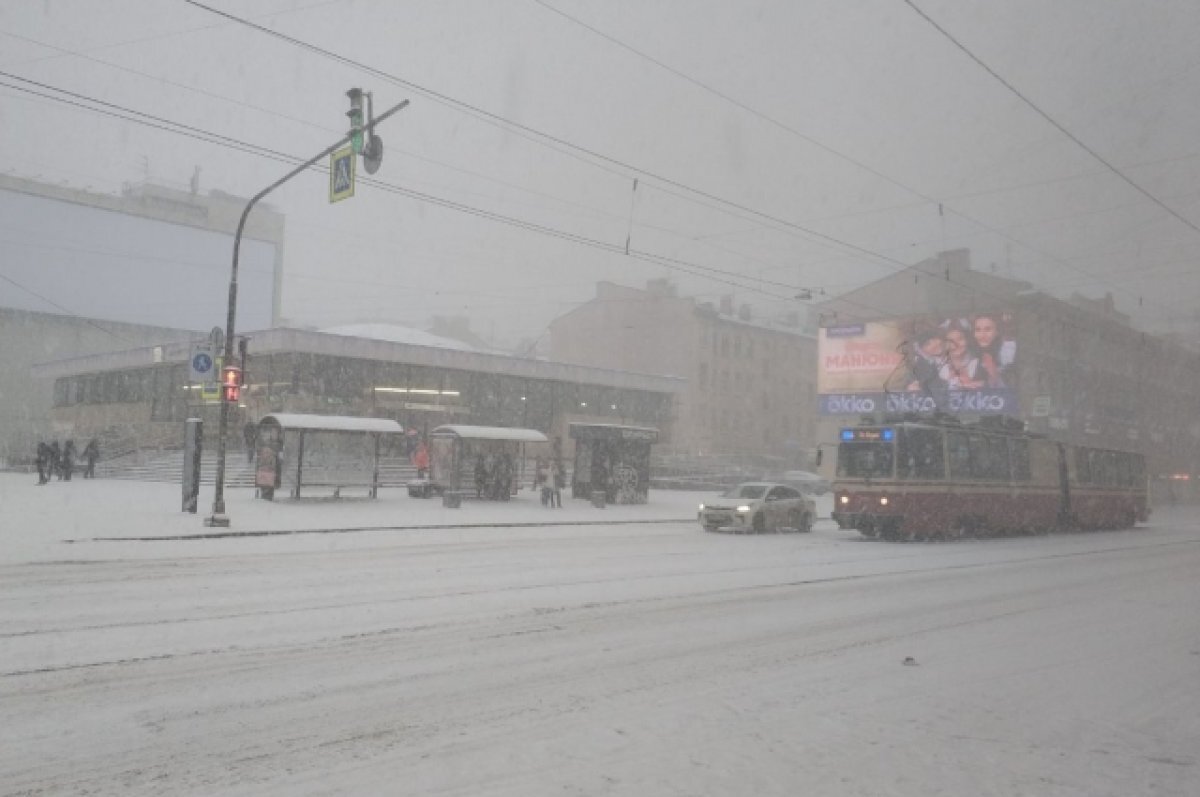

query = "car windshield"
[722,485,768,499]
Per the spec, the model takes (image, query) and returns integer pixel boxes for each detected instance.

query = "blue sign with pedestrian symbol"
[330,145,356,203]
[189,343,217,383]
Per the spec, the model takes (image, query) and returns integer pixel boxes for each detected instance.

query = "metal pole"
[206,98,409,526]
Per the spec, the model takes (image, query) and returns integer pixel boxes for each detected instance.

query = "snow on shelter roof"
[430,425,549,443]
[260,413,404,435]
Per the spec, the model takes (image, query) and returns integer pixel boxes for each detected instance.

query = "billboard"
[819,313,1018,416]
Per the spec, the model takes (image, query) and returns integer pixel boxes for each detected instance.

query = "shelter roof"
[260,413,403,434]
[568,423,660,442]
[430,425,549,443]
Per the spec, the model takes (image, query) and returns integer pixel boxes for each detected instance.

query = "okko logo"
[886,394,939,413]
[949,392,1008,412]
[825,395,877,414]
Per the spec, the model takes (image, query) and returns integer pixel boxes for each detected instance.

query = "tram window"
[898,428,944,480]
[947,431,971,479]
[1009,438,1031,481]
[1113,453,1130,487]
[1092,451,1115,486]
[836,442,894,479]
[1129,454,1145,485]
[1075,448,1092,484]
[971,434,1010,481]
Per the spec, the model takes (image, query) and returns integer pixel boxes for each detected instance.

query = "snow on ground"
[1,472,1198,795]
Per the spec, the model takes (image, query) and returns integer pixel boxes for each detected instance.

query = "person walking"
[35,441,50,485]
[49,440,62,481]
[552,462,565,508]
[83,438,100,479]
[537,459,552,506]
[474,455,488,499]
[243,421,257,463]
[61,439,76,481]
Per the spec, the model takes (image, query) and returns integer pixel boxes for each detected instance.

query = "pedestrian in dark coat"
[61,439,76,481]
[243,422,257,463]
[83,439,100,479]
[49,441,62,480]
[35,442,50,484]
[552,462,565,508]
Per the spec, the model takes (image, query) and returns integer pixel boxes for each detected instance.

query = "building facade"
[549,280,818,464]
[34,326,682,458]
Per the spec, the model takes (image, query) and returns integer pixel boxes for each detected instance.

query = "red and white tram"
[831,417,1149,540]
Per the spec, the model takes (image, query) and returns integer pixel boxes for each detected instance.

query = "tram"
[831,416,1149,540]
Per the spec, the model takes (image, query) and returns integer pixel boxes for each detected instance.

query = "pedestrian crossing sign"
[330,146,355,203]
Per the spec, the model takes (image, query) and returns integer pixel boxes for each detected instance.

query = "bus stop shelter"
[255,413,404,500]
[569,423,660,505]
[427,425,549,501]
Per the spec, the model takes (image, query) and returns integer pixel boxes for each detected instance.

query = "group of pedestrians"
[473,452,516,501]
[35,438,99,484]
[535,458,566,508]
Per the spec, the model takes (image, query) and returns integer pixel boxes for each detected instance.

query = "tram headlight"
[840,495,849,505]
[698,503,705,511]
[879,496,889,506]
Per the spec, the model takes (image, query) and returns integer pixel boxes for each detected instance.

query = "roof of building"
[32,326,686,394]
[321,324,483,353]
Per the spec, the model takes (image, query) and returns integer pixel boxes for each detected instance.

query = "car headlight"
[737,505,751,513]
[840,495,849,505]
[879,496,889,506]
[698,503,705,511]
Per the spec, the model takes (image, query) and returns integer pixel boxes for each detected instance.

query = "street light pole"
[206,96,409,526]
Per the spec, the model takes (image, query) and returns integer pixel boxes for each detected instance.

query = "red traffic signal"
[220,365,243,403]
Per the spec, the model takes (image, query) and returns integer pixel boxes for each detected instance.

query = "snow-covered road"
[1,475,1198,795]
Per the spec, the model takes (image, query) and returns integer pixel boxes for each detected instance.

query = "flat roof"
[261,413,404,434]
[32,326,686,395]
[431,425,549,443]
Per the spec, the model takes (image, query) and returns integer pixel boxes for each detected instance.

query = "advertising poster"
[819,313,1018,416]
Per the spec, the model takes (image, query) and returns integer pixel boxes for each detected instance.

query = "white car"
[698,482,816,533]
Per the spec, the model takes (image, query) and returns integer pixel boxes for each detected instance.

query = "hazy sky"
[2,0,1199,346]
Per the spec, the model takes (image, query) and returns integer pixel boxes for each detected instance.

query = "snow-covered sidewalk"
[5,473,820,563]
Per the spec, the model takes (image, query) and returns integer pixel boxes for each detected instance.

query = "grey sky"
[2,0,1198,346]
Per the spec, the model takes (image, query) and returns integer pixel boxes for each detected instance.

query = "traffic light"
[220,365,243,404]
[346,88,364,155]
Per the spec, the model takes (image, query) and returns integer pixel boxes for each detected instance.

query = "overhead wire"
[0,68,1162,348]
[184,0,1185,322]
[533,0,1191,317]
[901,0,1200,238]
[0,72,807,304]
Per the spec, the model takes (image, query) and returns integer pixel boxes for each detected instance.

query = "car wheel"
[703,523,720,533]
[801,512,813,533]
[752,513,765,534]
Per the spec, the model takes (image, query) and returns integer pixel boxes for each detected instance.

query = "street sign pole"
[206,95,409,527]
